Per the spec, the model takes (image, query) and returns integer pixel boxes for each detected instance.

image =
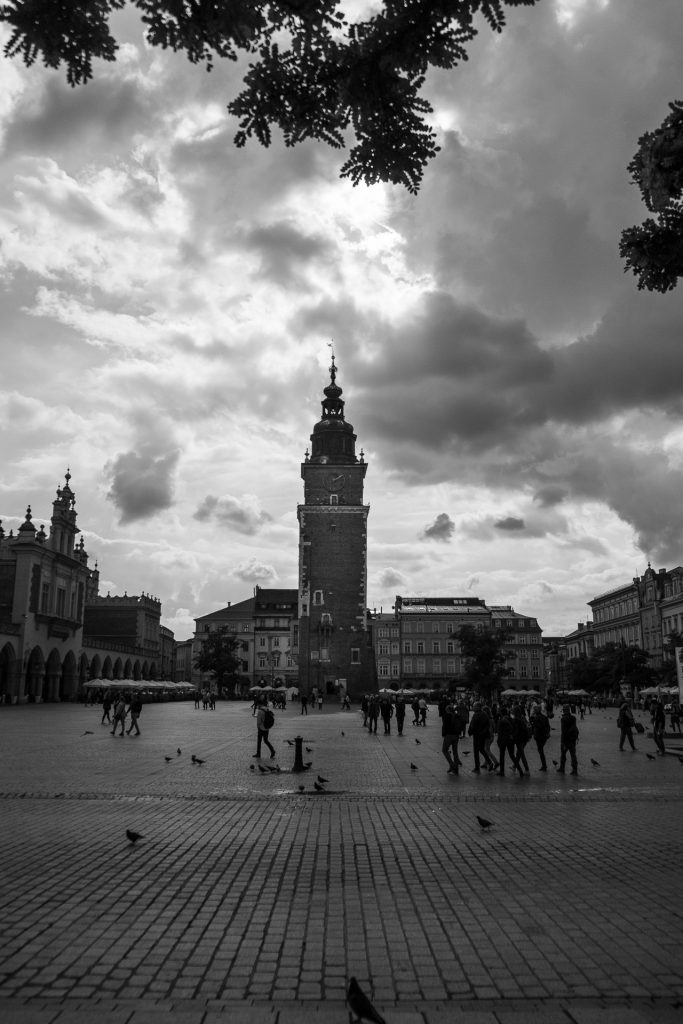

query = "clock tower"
[297,356,373,697]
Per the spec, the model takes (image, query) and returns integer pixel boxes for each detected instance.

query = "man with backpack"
[254,699,276,759]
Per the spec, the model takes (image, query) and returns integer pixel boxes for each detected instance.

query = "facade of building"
[296,357,375,697]
[396,596,490,690]
[0,473,172,702]
[191,587,298,692]
[174,638,194,682]
[488,605,544,691]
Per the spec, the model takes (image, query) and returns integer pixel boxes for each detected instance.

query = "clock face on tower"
[324,473,345,492]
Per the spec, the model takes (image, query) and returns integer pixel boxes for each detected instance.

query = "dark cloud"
[240,222,334,286]
[494,517,525,532]
[105,445,180,524]
[534,485,567,508]
[422,513,455,542]
[193,494,272,535]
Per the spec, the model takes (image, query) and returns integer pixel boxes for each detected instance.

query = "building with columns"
[296,356,375,697]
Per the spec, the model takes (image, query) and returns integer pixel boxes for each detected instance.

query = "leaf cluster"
[1,0,540,192]
[193,627,241,683]
[620,101,683,293]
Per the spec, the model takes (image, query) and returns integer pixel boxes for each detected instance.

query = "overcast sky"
[2,0,682,641]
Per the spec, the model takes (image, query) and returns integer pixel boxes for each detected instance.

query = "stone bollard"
[292,735,306,772]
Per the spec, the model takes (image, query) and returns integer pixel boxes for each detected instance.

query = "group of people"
[193,688,217,710]
[100,691,143,736]
[360,694,429,734]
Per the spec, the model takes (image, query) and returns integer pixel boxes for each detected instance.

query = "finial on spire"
[327,341,336,383]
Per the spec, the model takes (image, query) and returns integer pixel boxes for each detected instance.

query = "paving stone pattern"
[0,702,681,1023]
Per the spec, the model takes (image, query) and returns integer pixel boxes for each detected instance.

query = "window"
[391,642,399,655]
[40,582,50,613]
[321,647,329,661]
[417,641,425,655]
[447,641,455,655]
[258,655,267,669]
[432,641,440,654]
[56,588,66,617]
[378,627,389,638]
[351,648,360,664]
[446,623,454,633]
[519,664,528,677]
[314,590,323,605]
[378,662,390,677]
[446,659,456,674]
[532,665,540,678]
[403,641,412,654]
[272,637,280,647]
[416,659,426,673]
[379,643,389,656]
[404,658,413,673]
[391,627,399,638]
[259,637,267,647]
[432,622,440,633]
[433,659,442,673]
[330,495,338,505]
[242,624,250,632]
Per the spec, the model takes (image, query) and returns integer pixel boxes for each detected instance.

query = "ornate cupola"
[309,354,359,466]
[49,469,80,557]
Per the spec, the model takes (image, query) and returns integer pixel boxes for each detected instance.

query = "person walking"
[367,696,380,734]
[418,697,428,727]
[670,700,681,735]
[126,695,142,736]
[380,698,393,734]
[456,699,469,738]
[110,694,127,737]
[300,693,309,715]
[468,701,494,773]
[317,692,323,712]
[557,704,579,774]
[617,699,637,751]
[652,699,666,756]
[511,706,531,776]
[530,703,550,771]
[495,706,516,775]
[441,702,463,774]
[254,700,276,759]
[483,703,499,771]
[101,692,112,725]
[411,697,420,726]
[395,698,406,736]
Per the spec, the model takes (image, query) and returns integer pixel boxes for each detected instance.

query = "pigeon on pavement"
[317,775,328,784]
[164,756,173,763]
[410,762,418,770]
[314,781,326,792]
[177,748,182,756]
[477,816,493,830]
[194,757,205,765]
[258,765,268,773]
[415,738,421,745]
[126,829,143,845]
[346,977,386,1024]
[590,758,600,767]
[646,753,656,761]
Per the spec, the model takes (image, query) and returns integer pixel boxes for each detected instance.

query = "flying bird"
[346,976,386,1024]
[477,816,493,830]
[410,762,418,770]
[314,781,326,792]
[126,829,143,845]
[590,758,600,767]
[164,756,173,763]
[317,775,328,784]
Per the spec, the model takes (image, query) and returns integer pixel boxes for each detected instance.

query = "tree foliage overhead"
[566,641,654,695]
[620,100,683,293]
[0,0,540,193]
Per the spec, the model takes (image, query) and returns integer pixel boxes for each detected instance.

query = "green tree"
[620,100,683,293]
[580,642,653,696]
[193,627,241,690]
[0,0,540,193]
[456,624,513,701]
